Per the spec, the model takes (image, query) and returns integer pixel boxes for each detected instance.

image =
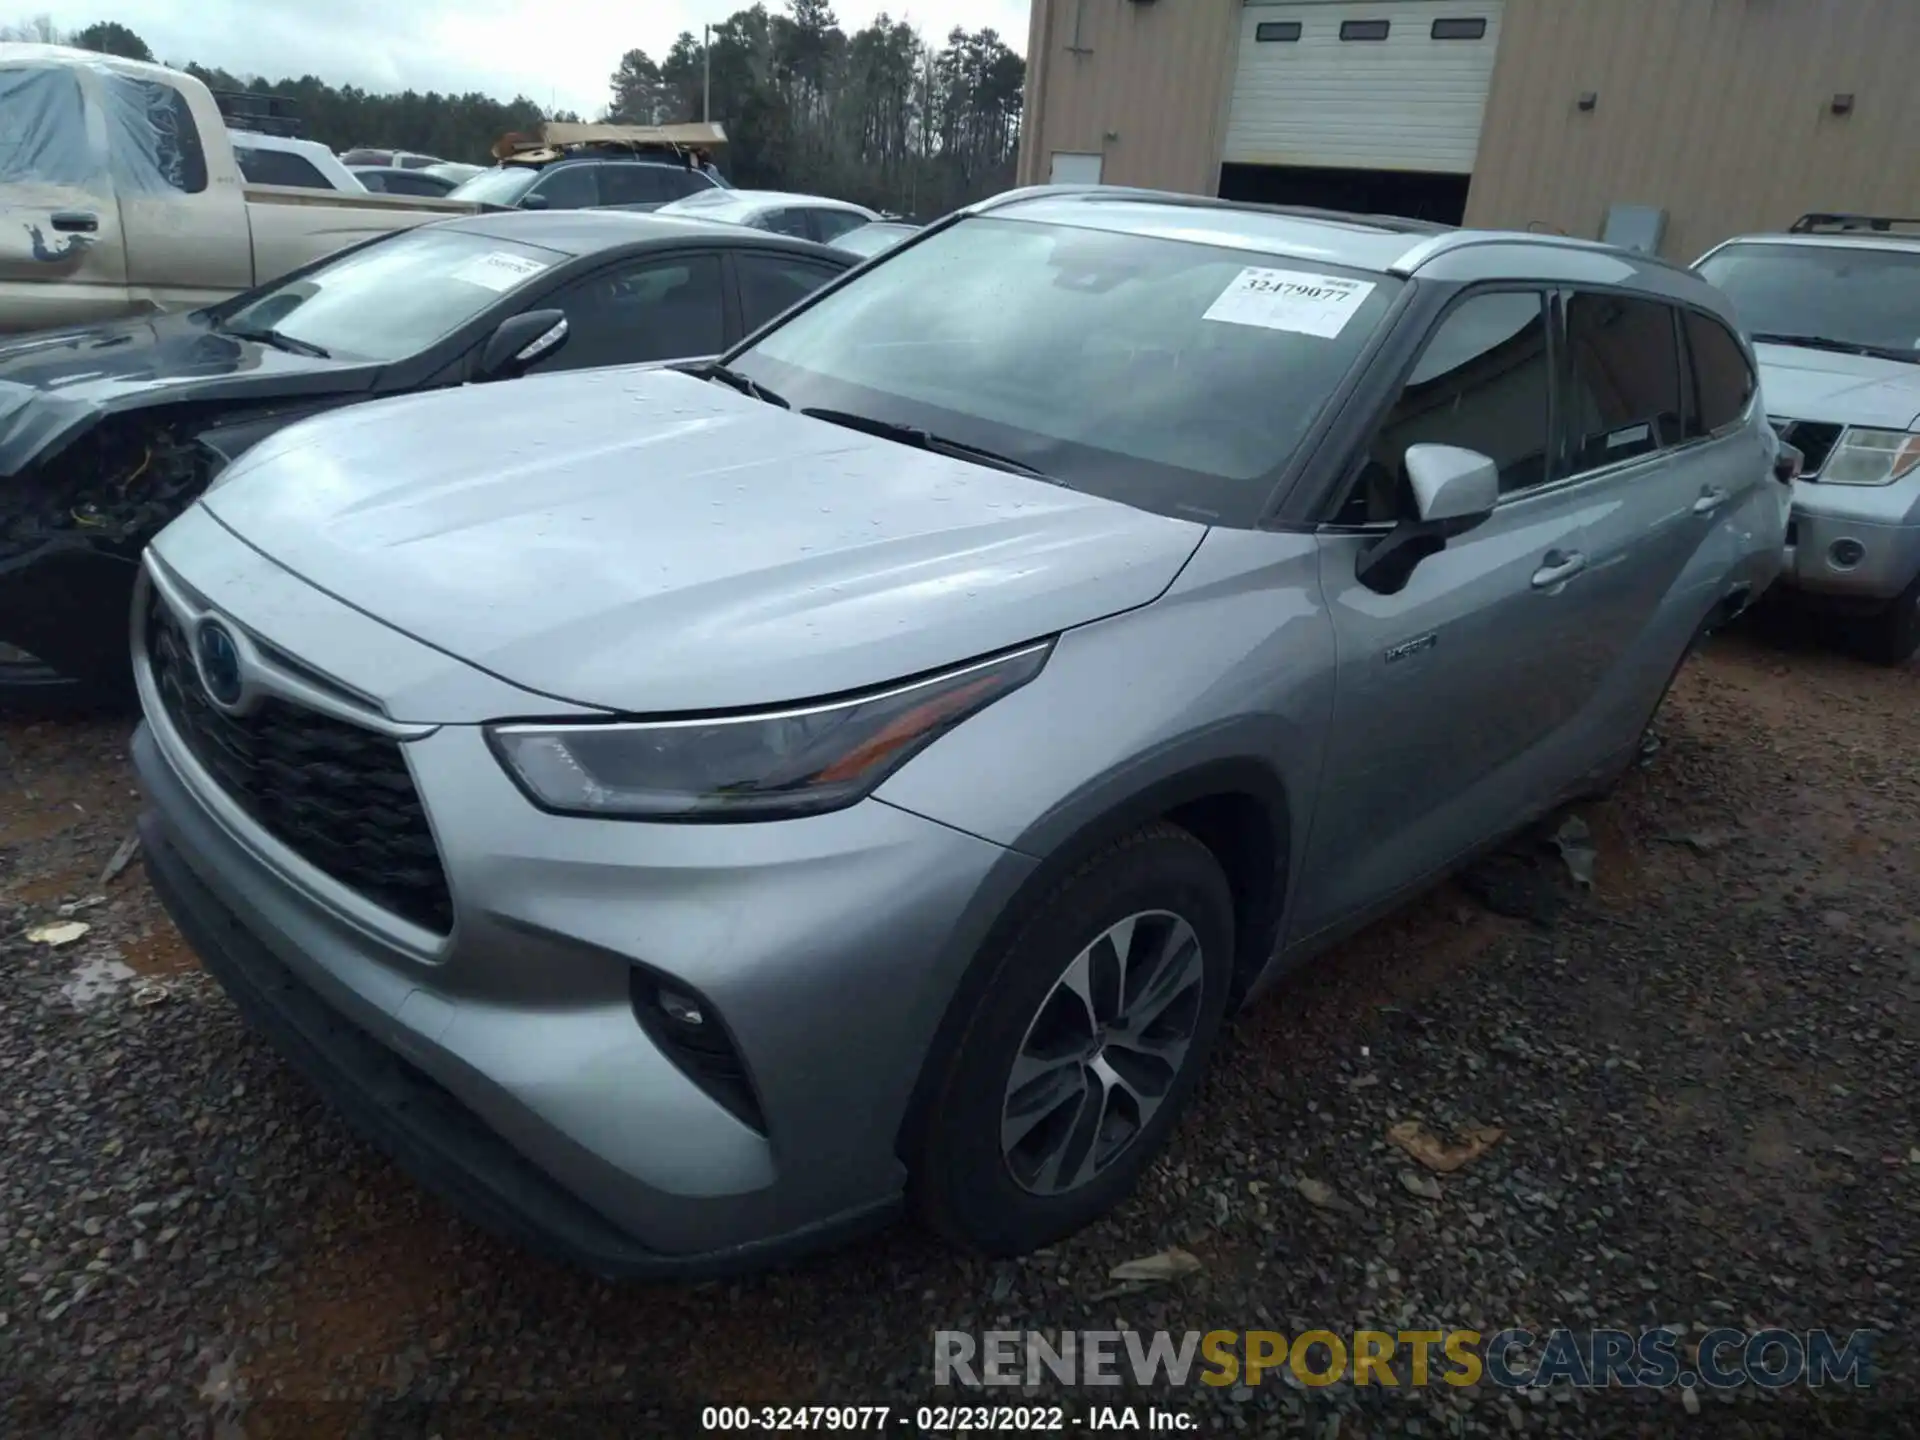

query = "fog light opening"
[1829,538,1866,571]
[630,971,768,1134]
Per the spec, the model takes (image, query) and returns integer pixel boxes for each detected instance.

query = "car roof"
[971,186,1731,314]
[672,189,866,211]
[429,207,852,260]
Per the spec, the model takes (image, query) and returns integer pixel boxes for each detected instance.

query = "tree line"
[606,2,1024,218]
[4,5,1025,218]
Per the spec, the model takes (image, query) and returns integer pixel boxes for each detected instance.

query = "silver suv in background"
[1695,214,1920,663]
[132,189,1787,1276]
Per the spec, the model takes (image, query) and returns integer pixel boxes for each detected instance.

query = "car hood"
[1755,343,1920,430]
[0,311,375,474]
[200,366,1209,713]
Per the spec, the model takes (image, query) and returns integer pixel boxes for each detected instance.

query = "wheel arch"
[894,755,1294,1165]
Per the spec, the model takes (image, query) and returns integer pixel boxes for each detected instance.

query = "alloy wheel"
[1000,910,1206,1196]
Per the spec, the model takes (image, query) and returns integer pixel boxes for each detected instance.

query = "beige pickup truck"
[0,44,479,334]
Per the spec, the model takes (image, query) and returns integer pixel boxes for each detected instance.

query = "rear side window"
[1561,291,1686,473]
[599,165,675,206]
[737,252,845,332]
[100,74,208,194]
[1339,289,1552,522]
[808,208,869,243]
[1684,310,1757,437]
[756,208,815,240]
[235,146,333,190]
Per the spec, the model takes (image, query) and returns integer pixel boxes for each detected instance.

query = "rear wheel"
[913,823,1235,1256]
[1841,571,1920,666]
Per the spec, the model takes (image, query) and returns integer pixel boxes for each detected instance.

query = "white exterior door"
[1225,1,1506,173]
[1049,151,1104,185]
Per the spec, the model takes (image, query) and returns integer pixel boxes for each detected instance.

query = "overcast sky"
[26,0,1030,119]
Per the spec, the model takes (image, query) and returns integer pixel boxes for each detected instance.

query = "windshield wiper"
[698,362,790,408]
[220,322,330,359]
[799,407,1053,480]
[1751,332,1920,364]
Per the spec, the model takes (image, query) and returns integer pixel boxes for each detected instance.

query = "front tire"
[1842,570,1920,666]
[912,823,1235,1256]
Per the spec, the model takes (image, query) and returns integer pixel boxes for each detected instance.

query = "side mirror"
[518,192,551,211]
[476,309,568,382]
[1356,445,1500,596]
[1772,439,1804,484]
[1407,444,1499,524]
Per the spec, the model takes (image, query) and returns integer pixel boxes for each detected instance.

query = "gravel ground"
[1,623,1915,1438]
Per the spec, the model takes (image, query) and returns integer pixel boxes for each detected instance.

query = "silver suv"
[131,188,1787,1275]
[1695,215,1920,663]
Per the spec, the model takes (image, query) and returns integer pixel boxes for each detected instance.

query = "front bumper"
[137,799,893,1278]
[1781,477,1920,602]
[132,525,1036,1272]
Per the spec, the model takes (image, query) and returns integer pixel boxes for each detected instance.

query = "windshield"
[1697,242,1920,360]
[730,215,1402,523]
[448,166,539,206]
[219,227,562,362]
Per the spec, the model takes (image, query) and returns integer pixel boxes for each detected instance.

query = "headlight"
[1818,427,1920,485]
[487,641,1051,821]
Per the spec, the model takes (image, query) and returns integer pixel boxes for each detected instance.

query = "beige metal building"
[1015,0,1920,260]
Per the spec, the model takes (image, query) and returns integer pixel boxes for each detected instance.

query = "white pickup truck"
[1,44,479,333]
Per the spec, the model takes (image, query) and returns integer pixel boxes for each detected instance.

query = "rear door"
[1298,286,1603,936]
[1559,294,1767,749]
[0,59,130,318]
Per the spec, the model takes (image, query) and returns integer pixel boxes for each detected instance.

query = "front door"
[0,59,129,327]
[1293,287,1602,938]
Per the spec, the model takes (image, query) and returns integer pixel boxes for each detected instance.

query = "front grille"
[1770,418,1844,477]
[148,602,454,934]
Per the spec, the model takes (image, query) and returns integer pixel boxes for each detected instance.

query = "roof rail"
[973,184,1454,236]
[215,89,300,139]
[1789,212,1920,235]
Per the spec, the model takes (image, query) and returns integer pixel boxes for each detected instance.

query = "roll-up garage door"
[1224,1,1506,174]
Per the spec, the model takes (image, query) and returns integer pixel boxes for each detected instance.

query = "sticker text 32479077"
[1202,267,1377,339]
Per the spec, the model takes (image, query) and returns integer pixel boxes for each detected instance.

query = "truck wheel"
[913,823,1235,1256]
[1844,572,1920,667]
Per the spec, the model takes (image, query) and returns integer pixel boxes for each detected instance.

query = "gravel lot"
[1,623,1915,1438]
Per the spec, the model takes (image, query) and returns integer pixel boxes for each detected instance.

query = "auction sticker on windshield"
[1203,267,1377,338]
[452,251,549,292]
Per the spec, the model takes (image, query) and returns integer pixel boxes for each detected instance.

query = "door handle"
[1692,486,1729,515]
[50,210,99,233]
[1530,549,1587,589]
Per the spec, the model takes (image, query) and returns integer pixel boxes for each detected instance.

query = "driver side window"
[1335,289,1552,525]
